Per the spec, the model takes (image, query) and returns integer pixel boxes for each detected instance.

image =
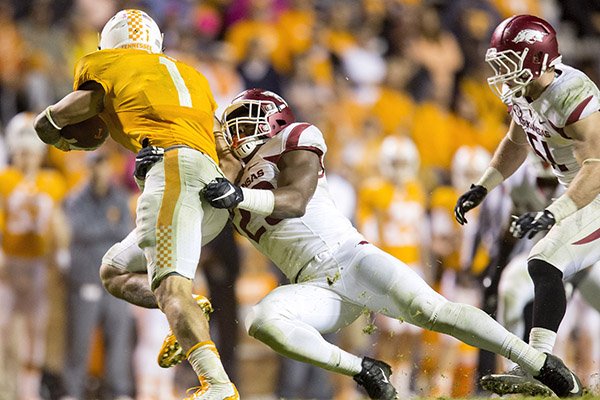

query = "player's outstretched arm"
[34,82,105,149]
[455,121,529,224]
[488,121,530,180]
[203,150,320,219]
[270,150,320,218]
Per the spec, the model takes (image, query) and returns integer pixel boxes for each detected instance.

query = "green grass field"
[406,394,600,400]
[405,397,600,400]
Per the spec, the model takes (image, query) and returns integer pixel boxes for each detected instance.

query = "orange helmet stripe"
[126,9,145,41]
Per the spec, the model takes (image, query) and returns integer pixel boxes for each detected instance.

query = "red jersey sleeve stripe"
[566,95,593,125]
[572,226,600,245]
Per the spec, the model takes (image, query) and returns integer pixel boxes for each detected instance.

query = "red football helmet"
[486,15,561,102]
[222,88,295,159]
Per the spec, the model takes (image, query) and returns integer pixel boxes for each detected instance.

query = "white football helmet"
[99,9,163,54]
[451,145,491,192]
[378,136,420,186]
[5,112,47,155]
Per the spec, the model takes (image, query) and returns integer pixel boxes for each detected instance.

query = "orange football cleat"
[183,381,239,400]
[157,295,213,368]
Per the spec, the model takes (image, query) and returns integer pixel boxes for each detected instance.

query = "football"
[60,115,109,150]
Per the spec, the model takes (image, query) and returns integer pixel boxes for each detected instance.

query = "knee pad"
[528,258,563,286]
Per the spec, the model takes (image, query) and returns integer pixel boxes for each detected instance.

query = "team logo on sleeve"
[512,29,547,44]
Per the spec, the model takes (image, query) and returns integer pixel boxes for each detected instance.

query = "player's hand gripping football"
[510,210,556,239]
[134,143,164,180]
[202,177,243,209]
[454,184,488,225]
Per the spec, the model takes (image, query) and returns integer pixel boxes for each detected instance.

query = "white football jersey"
[508,64,600,186]
[232,122,362,282]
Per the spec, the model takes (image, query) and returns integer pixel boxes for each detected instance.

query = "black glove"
[202,177,244,209]
[454,184,488,225]
[510,209,556,239]
[134,144,164,180]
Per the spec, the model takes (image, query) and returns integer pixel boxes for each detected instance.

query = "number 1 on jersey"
[159,56,192,107]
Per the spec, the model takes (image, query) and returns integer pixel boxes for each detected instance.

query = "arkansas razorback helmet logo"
[512,29,547,44]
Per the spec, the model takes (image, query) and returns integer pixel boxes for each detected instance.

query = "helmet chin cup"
[487,73,532,103]
[232,138,264,160]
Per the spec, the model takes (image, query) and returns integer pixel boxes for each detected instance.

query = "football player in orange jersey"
[0,112,70,400]
[427,145,492,397]
[33,10,237,400]
[356,135,427,398]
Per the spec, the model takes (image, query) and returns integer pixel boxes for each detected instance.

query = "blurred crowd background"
[1,0,600,399]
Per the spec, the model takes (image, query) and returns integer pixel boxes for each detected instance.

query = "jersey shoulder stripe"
[285,123,311,149]
[566,95,593,125]
[545,65,600,127]
[280,123,327,175]
[282,123,327,154]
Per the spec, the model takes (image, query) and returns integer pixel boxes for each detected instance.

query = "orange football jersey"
[357,178,426,264]
[430,185,462,270]
[0,168,67,258]
[73,49,218,161]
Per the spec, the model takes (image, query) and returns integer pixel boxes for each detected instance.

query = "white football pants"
[246,239,546,376]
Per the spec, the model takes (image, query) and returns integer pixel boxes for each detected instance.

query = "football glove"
[202,177,243,209]
[510,210,556,239]
[134,144,164,180]
[454,184,488,225]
